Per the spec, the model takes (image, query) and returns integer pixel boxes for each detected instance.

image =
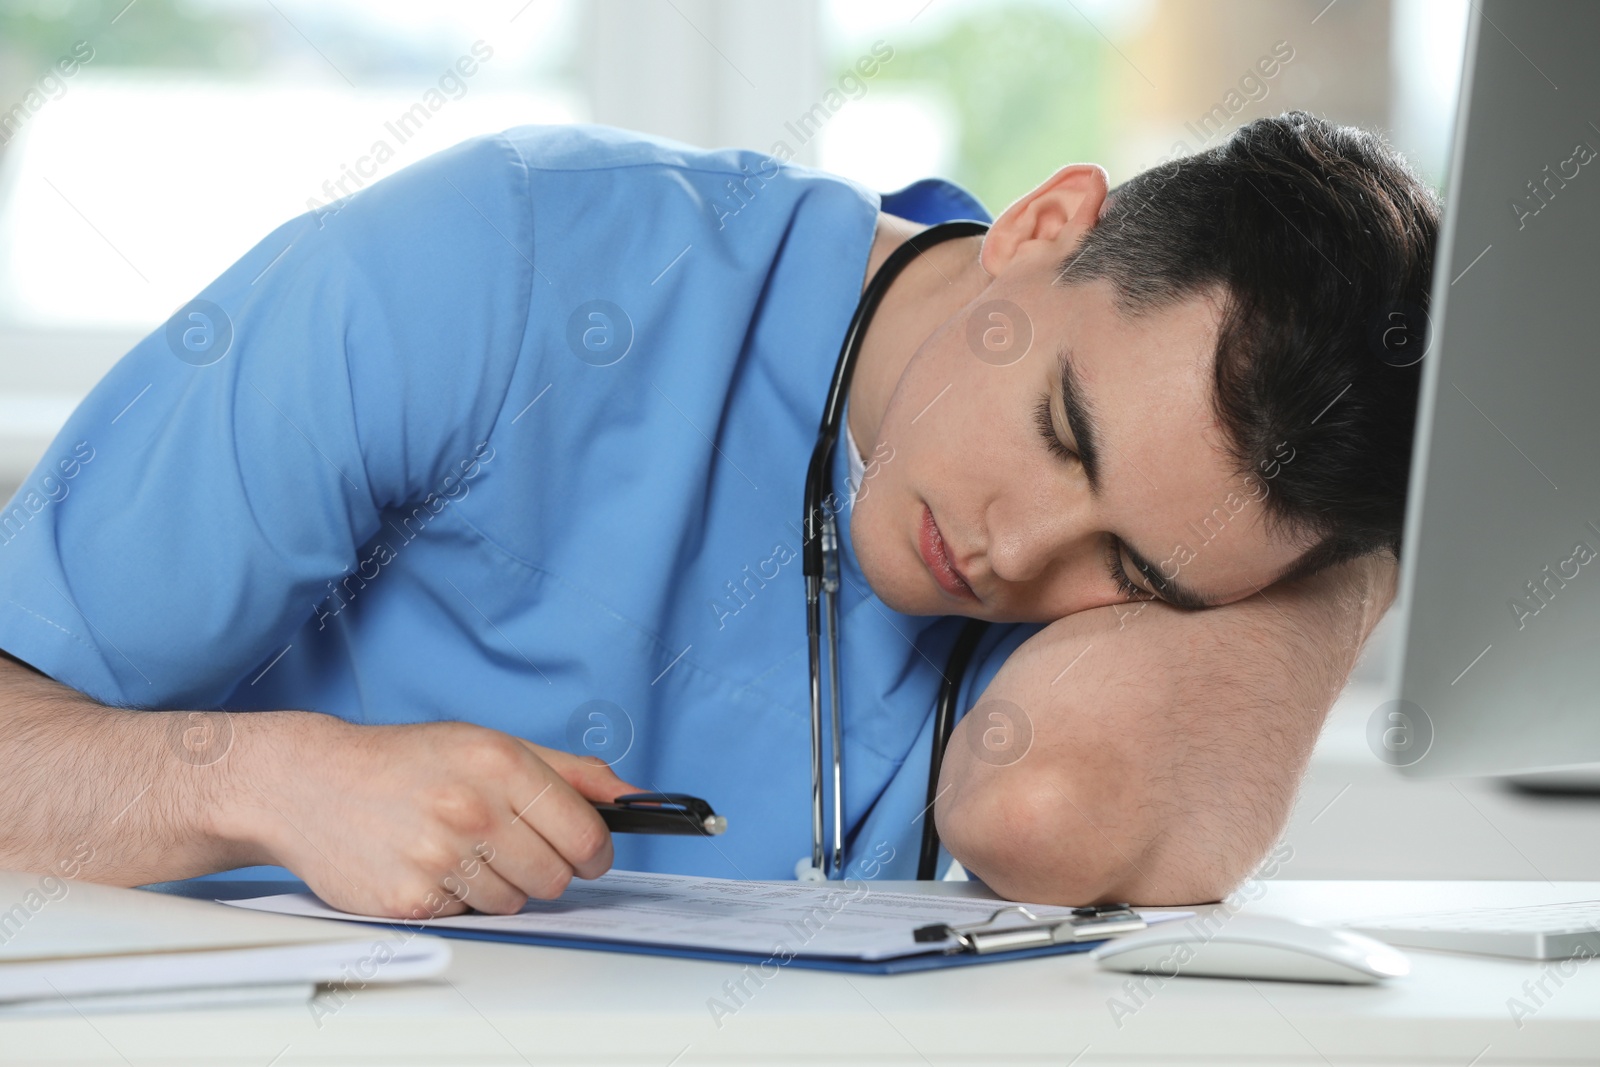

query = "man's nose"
[984,487,1093,587]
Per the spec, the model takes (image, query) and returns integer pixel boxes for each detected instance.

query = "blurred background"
[7,0,1591,882]
[0,0,1469,484]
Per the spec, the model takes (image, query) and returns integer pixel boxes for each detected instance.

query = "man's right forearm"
[0,652,282,886]
[0,651,640,917]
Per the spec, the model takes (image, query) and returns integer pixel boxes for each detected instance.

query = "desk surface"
[5,879,1599,1066]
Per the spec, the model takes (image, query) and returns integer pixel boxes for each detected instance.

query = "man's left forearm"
[936,554,1396,905]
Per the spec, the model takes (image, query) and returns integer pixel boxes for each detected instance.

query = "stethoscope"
[798,219,993,882]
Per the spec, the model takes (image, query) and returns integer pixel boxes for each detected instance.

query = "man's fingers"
[488,823,579,901]
[509,790,614,881]
[517,739,644,802]
[418,896,470,919]
[508,752,617,881]
[440,854,527,916]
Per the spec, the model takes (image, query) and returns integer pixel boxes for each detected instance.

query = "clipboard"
[220,871,1182,975]
[410,922,1111,974]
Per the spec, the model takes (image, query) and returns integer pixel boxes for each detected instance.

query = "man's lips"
[918,505,978,601]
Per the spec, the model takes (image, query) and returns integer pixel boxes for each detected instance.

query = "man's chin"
[853,522,966,616]
[854,544,914,612]
[856,556,948,617]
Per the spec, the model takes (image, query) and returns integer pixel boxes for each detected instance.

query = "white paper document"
[226,870,1188,963]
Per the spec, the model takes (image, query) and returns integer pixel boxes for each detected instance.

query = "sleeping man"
[0,111,1435,917]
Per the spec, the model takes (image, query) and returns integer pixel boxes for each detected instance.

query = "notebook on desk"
[0,870,450,1014]
[224,869,1188,975]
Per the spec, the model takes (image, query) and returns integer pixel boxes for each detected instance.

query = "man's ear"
[979,163,1110,277]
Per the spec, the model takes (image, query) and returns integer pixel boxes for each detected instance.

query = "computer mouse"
[1090,913,1410,984]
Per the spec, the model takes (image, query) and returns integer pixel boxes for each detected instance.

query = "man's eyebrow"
[1119,539,1217,612]
[1055,345,1212,610]
[1057,346,1103,495]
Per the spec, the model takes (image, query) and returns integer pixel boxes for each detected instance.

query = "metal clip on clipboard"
[913,903,1148,955]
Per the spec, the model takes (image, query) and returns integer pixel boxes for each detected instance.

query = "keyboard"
[1350,900,1600,960]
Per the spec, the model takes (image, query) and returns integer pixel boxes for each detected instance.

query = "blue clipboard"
[409,925,1104,974]
[154,877,1135,974]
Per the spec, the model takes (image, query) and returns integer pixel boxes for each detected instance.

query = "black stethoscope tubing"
[802,218,992,881]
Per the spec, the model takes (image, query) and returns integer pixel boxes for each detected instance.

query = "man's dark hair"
[1058,110,1440,582]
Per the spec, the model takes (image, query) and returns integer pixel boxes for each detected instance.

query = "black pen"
[592,792,727,836]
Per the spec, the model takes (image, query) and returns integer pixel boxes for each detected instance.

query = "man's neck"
[847,213,990,454]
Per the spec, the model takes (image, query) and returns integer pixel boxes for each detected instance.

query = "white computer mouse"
[1090,913,1410,984]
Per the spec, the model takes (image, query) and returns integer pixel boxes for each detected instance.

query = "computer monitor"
[1388,0,1600,778]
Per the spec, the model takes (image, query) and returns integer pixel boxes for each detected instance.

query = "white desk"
[5,880,1599,1065]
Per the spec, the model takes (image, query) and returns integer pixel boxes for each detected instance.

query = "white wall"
[584,0,823,162]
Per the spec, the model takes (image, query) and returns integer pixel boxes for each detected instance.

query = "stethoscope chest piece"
[793,858,828,884]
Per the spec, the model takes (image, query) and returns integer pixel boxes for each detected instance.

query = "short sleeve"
[959,620,1046,711]
[0,133,534,708]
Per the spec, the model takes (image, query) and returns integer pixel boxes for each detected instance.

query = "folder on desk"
[225,869,1186,975]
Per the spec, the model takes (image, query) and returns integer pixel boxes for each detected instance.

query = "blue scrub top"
[0,125,1042,880]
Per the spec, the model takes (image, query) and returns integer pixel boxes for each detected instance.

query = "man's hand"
[0,652,638,920]
[222,717,643,919]
[936,553,1395,906]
